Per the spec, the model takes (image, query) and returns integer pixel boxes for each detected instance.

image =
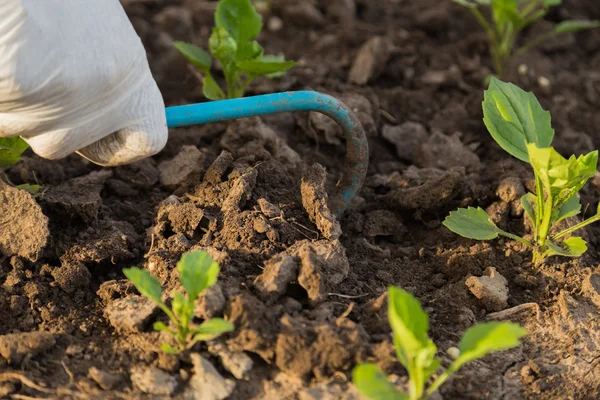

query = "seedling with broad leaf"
[0,137,41,195]
[444,78,600,265]
[452,0,600,76]
[123,251,234,353]
[174,0,295,100]
[353,286,526,400]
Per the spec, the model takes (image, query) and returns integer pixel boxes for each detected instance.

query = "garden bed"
[1,0,600,398]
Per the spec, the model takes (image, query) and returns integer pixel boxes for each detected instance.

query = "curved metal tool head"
[165,91,369,216]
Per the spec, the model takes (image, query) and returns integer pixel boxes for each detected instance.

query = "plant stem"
[552,214,600,241]
[424,370,453,399]
[498,231,534,247]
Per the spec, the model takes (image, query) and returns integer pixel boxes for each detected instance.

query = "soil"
[2,0,600,399]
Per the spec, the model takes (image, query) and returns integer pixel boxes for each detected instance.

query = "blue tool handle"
[165,91,368,216]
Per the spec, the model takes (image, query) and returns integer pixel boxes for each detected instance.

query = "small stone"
[538,76,551,89]
[88,367,123,390]
[183,353,235,400]
[496,177,525,203]
[0,332,57,364]
[465,267,509,312]
[382,122,429,162]
[52,263,91,294]
[253,254,298,302]
[194,282,226,320]
[130,366,178,396]
[518,64,528,75]
[159,145,205,188]
[104,295,157,333]
[349,36,390,85]
[447,347,460,360]
[208,342,254,380]
[267,16,283,32]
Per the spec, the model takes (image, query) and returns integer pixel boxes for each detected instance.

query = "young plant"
[444,78,600,265]
[0,137,40,195]
[123,250,234,353]
[453,0,600,76]
[174,0,295,100]
[0,137,29,168]
[353,287,526,400]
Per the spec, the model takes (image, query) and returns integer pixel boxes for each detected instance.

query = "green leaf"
[451,322,526,371]
[545,237,587,257]
[556,194,581,223]
[483,78,554,163]
[443,207,501,240]
[236,40,263,62]
[521,193,537,225]
[387,287,431,367]
[544,0,562,6]
[527,144,597,203]
[171,291,188,321]
[553,20,600,34]
[209,27,238,63]
[215,0,263,43]
[123,267,163,305]
[452,0,478,8]
[15,184,40,195]
[177,251,220,301]
[192,318,235,342]
[153,321,176,335]
[0,137,29,168]
[202,73,226,100]
[352,363,405,400]
[237,58,296,76]
[161,343,181,354]
[173,41,212,72]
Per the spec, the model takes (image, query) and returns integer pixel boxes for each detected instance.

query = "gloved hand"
[0,0,168,166]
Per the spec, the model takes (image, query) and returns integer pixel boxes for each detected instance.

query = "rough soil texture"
[2,0,600,399]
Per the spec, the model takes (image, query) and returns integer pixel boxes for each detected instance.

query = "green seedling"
[123,251,234,353]
[174,0,295,100]
[444,78,600,265]
[0,137,40,195]
[453,0,600,76]
[353,287,526,400]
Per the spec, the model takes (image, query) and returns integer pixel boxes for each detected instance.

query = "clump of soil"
[2,0,600,399]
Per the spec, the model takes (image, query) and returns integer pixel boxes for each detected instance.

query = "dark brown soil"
[2,0,600,398]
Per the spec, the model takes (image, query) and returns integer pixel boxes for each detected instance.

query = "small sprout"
[123,251,234,353]
[174,0,295,100]
[453,0,600,76]
[0,137,29,168]
[353,287,526,400]
[444,78,600,265]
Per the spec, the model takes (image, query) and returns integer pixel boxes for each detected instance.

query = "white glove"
[0,0,168,166]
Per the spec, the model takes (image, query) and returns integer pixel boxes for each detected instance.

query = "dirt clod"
[496,177,525,203]
[130,365,178,396]
[0,332,57,364]
[349,36,391,85]
[104,295,157,333]
[254,253,298,302]
[466,267,509,312]
[0,183,49,261]
[51,263,91,293]
[301,164,341,240]
[382,122,429,162]
[159,145,206,188]
[194,282,226,320]
[208,342,254,380]
[364,210,404,237]
[184,353,235,400]
[88,367,123,390]
[415,131,480,171]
